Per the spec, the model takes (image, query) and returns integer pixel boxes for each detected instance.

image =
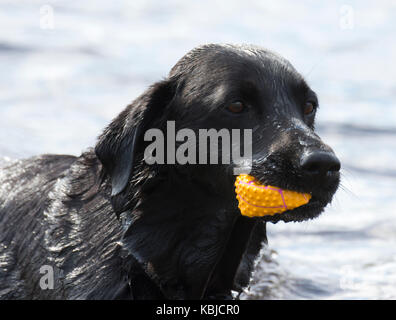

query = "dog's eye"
[226,101,245,113]
[304,102,315,115]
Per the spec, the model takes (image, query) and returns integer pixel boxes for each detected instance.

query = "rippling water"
[0,0,395,299]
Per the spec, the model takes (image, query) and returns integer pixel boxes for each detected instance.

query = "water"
[0,0,395,299]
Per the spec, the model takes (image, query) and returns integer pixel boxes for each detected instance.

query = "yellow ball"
[235,174,311,217]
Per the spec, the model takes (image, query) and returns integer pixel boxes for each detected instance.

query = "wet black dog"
[0,44,340,299]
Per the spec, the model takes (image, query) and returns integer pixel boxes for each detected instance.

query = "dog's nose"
[300,151,341,176]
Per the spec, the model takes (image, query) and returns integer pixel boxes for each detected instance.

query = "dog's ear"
[95,79,177,196]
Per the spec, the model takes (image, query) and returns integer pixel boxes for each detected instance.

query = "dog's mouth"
[257,194,330,223]
[234,173,339,224]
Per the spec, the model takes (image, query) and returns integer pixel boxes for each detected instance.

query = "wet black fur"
[0,44,339,299]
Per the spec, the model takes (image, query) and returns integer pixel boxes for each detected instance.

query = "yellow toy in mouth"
[235,174,312,217]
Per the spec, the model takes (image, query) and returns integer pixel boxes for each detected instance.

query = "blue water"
[0,0,395,299]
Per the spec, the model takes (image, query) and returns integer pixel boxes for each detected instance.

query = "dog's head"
[94,44,340,299]
[96,44,340,224]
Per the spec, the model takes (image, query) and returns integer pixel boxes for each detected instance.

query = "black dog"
[0,44,340,299]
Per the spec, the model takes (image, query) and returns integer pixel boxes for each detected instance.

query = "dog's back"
[0,155,76,298]
[0,152,127,299]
